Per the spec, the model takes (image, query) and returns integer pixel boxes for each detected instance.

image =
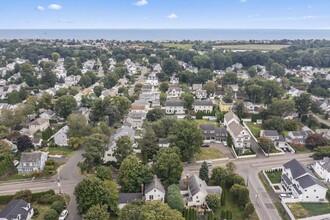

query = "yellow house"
[219,102,233,112]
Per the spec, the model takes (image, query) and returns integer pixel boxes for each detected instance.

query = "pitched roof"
[296,174,326,189]
[29,118,48,126]
[263,130,280,137]
[0,199,32,219]
[188,174,207,196]
[165,100,184,107]
[318,157,330,172]
[118,193,142,204]
[193,100,213,106]
[283,159,311,179]
[224,111,239,123]
[20,152,46,163]
[145,175,165,194]
[228,122,244,137]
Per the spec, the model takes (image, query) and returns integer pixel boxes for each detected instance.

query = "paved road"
[183,152,313,220]
[0,149,84,220]
[128,66,148,96]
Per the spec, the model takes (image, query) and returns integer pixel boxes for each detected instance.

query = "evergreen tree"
[199,161,209,183]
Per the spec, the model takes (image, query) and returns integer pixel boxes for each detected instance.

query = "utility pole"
[57,170,62,194]
[246,175,249,186]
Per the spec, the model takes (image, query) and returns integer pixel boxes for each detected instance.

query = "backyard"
[195,119,219,126]
[44,146,75,157]
[265,170,282,184]
[288,202,330,219]
[246,122,261,137]
[195,148,226,161]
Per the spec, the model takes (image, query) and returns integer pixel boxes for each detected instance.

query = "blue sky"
[0,0,330,29]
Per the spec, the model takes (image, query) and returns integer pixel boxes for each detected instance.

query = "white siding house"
[165,100,185,115]
[17,152,48,174]
[145,176,165,202]
[314,157,330,183]
[28,118,50,135]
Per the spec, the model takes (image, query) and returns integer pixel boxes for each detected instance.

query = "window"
[196,196,198,199]
[314,190,316,192]
[306,196,309,198]
[149,195,153,200]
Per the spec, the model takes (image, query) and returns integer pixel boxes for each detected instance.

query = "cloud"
[240,0,246,3]
[36,6,45,11]
[167,13,178,19]
[133,0,148,6]
[48,4,62,10]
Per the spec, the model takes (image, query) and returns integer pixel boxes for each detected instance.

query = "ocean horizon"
[1,29,330,41]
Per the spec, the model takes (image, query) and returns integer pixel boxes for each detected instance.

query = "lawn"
[265,170,282,184]
[162,43,193,49]
[274,201,291,220]
[33,204,51,220]
[288,202,330,219]
[0,170,33,182]
[213,44,289,51]
[45,146,75,157]
[195,119,219,126]
[195,148,226,161]
[246,122,261,137]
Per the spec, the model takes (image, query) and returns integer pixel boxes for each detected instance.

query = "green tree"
[263,116,285,132]
[166,184,184,212]
[55,95,77,118]
[14,189,32,202]
[17,135,33,152]
[140,124,159,159]
[153,148,183,186]
[139,201,184,220]
[56,88,68,97]
[51,201,65,214]
[159,82,169,93]
[268,99,295,117]
[210,167,229,186]
[120,200,144,220]
[79,75,93,87]
[203,82,216,96]
[222,72,238,85]
[258,137,275,154]
[182,93,195,110]
[169,119,203,161]
[226,162,236,174]
[67,114,91,138]
[270,63,285,77]
[44,209,58,220]
[205,194,220,211]
[117,155,153,192]
[7,91,22,104]
[294,93,311,116]
[199,161,209,183]
[96,166,113,181]
[284,119,299,131]
[52,52,60,62]
[146,108,165,122]
[114,136,133,165]
[93,85,103,97]
[230,184,249,207]
[84,204,109,220]
[244,202,255,217]
[247,66,257,77]
[103,72,119,89]
[162,58,181,75]
[262,80,284,104]
[82,134,107,172]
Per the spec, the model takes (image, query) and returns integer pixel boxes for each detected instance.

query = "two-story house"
[51,125,68,147]
[17,152,48,174]
[192,100,213,113]
[165,100,185,115]
[281,159,327,202]
[0,199,34,220]
[167,84,183,99]
[145,175,165,202]
[146,73,159,86]
[286,127,314,145]
[126,112,146,129]
[195,90,207,99]
[28,118,50,135]
[200,124,227,143]
[260,130,286,149]
[314,157,330,183]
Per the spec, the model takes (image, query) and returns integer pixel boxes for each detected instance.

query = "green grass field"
[246,122,261,137]
[46,146,75,157]
[288,203,330,219]
[162,43,193,49]
[213,44,289,51]
[266,170,282,184]
[195,148,226,161]
[195,119,219,126]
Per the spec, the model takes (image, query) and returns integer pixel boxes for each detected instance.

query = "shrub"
[244,202,255,217]
[14,189,32,202]
[51,201,65,214]
[326,190,330,201]
[44,209,58,220]
[39,194,53,204]
[205,194,220,211]
[33,207,39,217]
[0,195,14,204]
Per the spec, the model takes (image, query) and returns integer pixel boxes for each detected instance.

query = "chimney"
[185,174,189,190]
[141,183,144,195]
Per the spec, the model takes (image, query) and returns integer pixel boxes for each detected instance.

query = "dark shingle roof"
[165,100,184,107]
[283,159,311,179]
[296,174,326,189]
[20,152,44,163]
[193,100,213,106]
[145,175,165,194]
[0,199,32,219]
[318,157,330,172]
[188,174,207,196]
[264,130,280,137]
[282,174,292,185]
[118,193,142,204]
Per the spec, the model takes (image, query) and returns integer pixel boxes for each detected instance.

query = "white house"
[260,130,286,149]
[286,127,314,145]
[192,100,213,113]
[182,174,222,207]
[126,112,146,129]
[195,90,207,99]
[39,110,56,120]
[145,175,165,202]
[146,73,159,86]
[51,126,69,147]
[28,118,50,135]
[158,138,170,148]
[0,199,34,220]
[17,152,48,174]
[167,84,183,98]
[165,100,185,115]
[314,157,330,183]
[281,159,327,202]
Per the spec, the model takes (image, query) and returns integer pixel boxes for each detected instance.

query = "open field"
[213,44,289,51]
[266,170,282,184]
[162,43,193,49]
[45,146,75,157]
[246,122,261,137]
[195,119,219,126]
[195,148,226,161]
[288,202,330,219]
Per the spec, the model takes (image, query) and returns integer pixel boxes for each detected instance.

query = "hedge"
[0,190,55,204]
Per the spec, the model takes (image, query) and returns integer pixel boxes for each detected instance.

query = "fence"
[281,201,296,220]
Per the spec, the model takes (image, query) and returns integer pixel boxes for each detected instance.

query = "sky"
[0,0,330,29]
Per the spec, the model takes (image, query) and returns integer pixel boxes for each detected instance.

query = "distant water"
[1,29,330,41]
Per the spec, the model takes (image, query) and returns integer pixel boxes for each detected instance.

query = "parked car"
[206,161,212,166]
[59,210,68,220]
[202,143,210,147]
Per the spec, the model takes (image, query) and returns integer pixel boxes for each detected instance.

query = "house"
[126,112,146,129]
[313,157,330,183]
[146,73,159,86]
[64,75,81,87]
[152,64,162,73]
[316,129,330,140]
[39,110,56,120]
[182,174,222,207]
[17,151,48,174]
[224,111,251,150]
[281,159,327,202]
[145,175,165,202]
[192,84,203,91]
[0,199,34,220]
[158,138,170,148]
[28,118,50,135]
[167,84,183,98]
[195,90,207,99]
[244,102,264,114]
[286,127,314,145]
[192,100,213,113]
[131,103,149,114]
[260,130,286,149]
[200,124,227,143]
[170,75,179,84]
[72,107,90,121]
[51,126,68,146]
[118,193,143,209]
[288,87,303,97]
[165,100,185,115]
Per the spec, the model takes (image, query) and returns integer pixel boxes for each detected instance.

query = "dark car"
[202,143,210,147]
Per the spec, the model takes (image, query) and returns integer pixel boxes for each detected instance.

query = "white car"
[206,161,212,166]
[59,210,68,220]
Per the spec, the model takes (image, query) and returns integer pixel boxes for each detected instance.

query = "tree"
[7,91,21,104]
[44,209,58,220]
[307,115,320,128]
[153,148,183,186]
[203,82,216,96]
[199,161,209,183]
[146,108,165,122]
[230,184,249,207]
[84,204,109,220]
[14,189,32,202]
[93,86,103,97]
[41,68,57,88]
[114,136,133,165]
[244,202,255,217]
[284,119,299,131]
[159,82,169,93]
[166,184,184,212]
[103,72,119,89]
[268,99,295,117]
[225,173,245,189]
[226,162,236,174]
[55,95,77,118]
[117,155,153,193]
[68,137,83,150]
[51,201,65,214]
[139,201,184,220]
[79,75,93,87]
[17,135,33,152]
[82,134,107,172]
[75,177,118,214]
[262,80,284,104]
[67,114,91,138]
[263,116,285,132]
[210,167,229,186]
[0,140,11,154]
[160,93,167,106]
[96,166,113,181]
[247,66,257,78]
[120,200,144,220]
[222,72,238,85]
[258,137,275,154]
[270,63,285,77]
[182,93,195,110]
[169,119,203,161]
[162,58,181,75]
[205,194,220,211]
[313,146,330,159]
[294,93,311,116]
[305,134,328,149]
[52,52,60,62]
[140,124,159,159]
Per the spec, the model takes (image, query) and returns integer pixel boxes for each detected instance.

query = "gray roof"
[318,157,330,172]
[128,112,146,119]
[283,159,311,179]
[145,175,165,194]
[111,125,135,142]
[282,174,292,185]
[263,130,280,137]
[292,184,302,195]
[296,175,326,189]
[20,152,44,163]
[165,100,184,107]
[193,100,213,106]
[158,138,169,144]
[206,186,222,196]
[118,193,142,204]
[188,174,207,196]
[0,199,32,220]
[224,111,239,123]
